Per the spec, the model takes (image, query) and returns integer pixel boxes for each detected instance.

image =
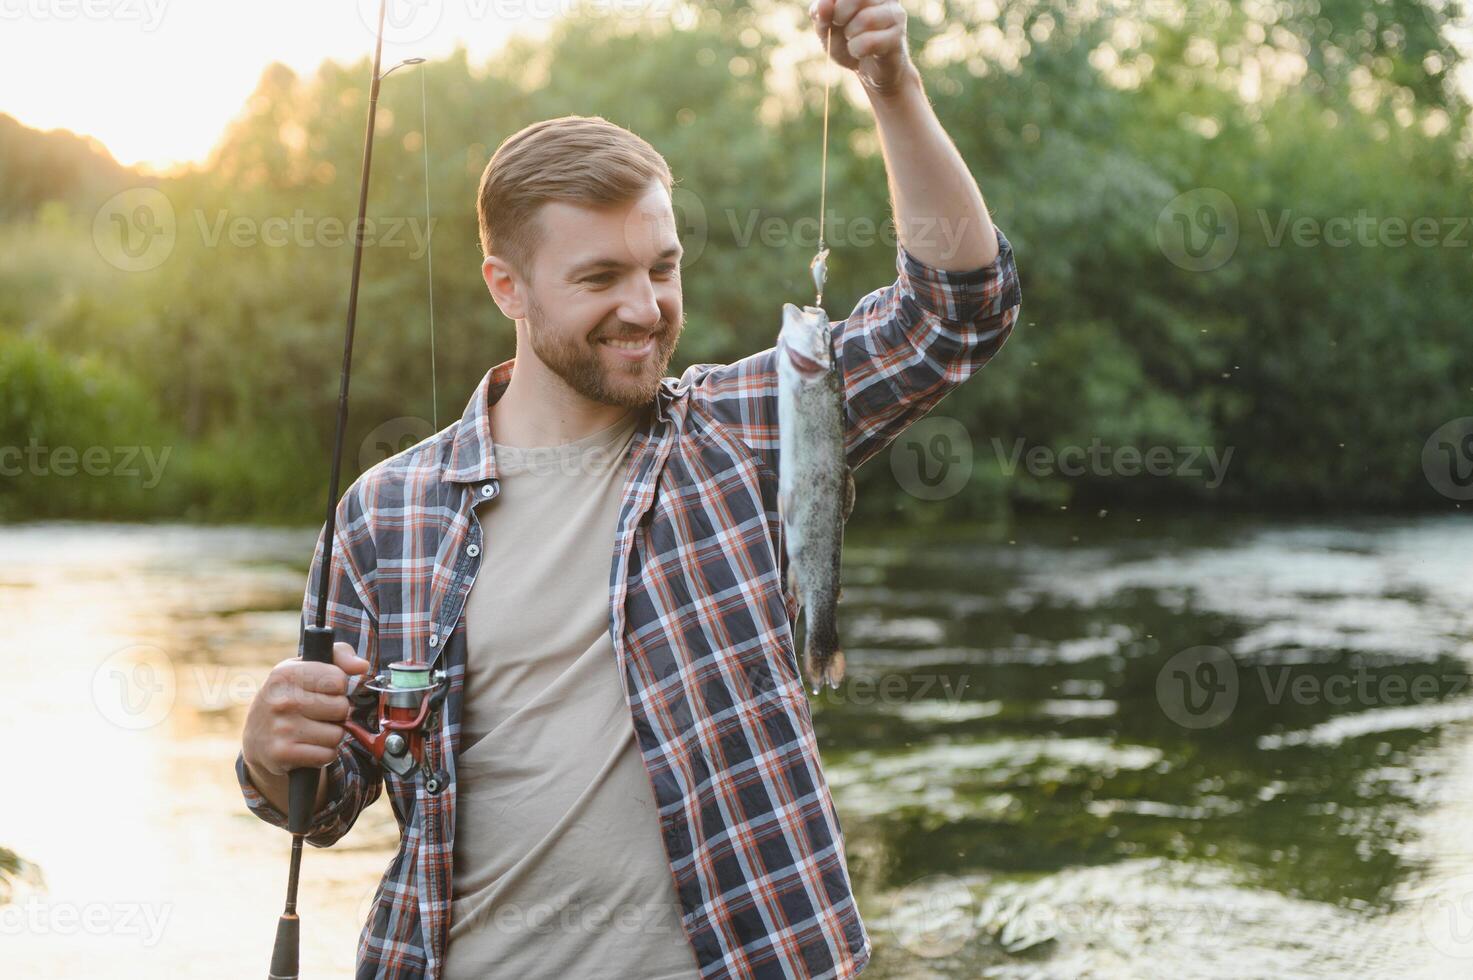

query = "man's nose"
[617,275,663,330]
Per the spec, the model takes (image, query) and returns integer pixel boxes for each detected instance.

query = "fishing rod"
[267,1,436,976]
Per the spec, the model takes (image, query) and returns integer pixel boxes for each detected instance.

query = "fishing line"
[814,21,834,307]
[418,64,438,431]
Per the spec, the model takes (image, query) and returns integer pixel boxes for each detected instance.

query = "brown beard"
[525,294,683,409]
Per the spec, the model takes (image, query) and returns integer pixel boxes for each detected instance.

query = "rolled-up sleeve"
[685,225,1021,477]
[235,482,385,848]
[836,225,1022,469]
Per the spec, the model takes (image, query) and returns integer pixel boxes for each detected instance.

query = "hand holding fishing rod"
[242,643,373,806]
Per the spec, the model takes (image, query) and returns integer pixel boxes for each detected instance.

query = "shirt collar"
[443,358,679,485]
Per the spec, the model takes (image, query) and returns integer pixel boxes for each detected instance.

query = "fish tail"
[803,610,845,694]
[823,649,846,691]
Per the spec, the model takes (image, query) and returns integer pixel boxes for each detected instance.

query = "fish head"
[779,303,833,380]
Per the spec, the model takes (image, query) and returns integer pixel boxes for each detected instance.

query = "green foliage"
[0,334,170,519]
[0,0,1467,522]
[0,112,133,222]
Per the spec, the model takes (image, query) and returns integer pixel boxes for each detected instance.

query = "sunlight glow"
[0,0,585,172]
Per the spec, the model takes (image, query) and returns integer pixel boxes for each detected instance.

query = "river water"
[2,516,1471,977]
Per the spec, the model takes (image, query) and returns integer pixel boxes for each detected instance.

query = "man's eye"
[654,265,678,277]
[582,273,615,285]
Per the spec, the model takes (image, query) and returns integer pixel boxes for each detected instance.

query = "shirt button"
[429,635,439,648]
[480,484,494,497]
[466,543,480,557]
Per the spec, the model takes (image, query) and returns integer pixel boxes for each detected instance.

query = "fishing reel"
[343,661,451,794]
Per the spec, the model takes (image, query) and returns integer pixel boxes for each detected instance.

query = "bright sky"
[0,0,618,171]
[4,0,1471,172]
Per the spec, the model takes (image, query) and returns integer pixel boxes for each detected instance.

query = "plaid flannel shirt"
[237,227,1020,979]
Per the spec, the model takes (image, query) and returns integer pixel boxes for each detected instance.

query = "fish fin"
[785,564,798,606]
[841,467,856,523]
[802,648,823,697]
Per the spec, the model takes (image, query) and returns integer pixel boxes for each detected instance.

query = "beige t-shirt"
[443,408,701,980]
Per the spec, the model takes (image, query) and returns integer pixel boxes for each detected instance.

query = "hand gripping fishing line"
[268,1,443,976]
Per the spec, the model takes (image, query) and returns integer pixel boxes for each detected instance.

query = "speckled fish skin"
[777,301,849,694]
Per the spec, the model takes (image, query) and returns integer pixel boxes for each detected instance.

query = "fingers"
[245,643,371,778]
[841,3,902,41]
[268,643,370,698]
[282,661,352,697]
[278,743,338,770]
[296,690,353,724]
[291,716,349,750]
[333,641,372,676]
[267,718,345,770]
[811,0,907,67]
[820,0,888,31]
[244,692,351,775]
[848,24,905,60]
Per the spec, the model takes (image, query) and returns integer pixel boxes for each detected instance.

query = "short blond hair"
[477,115,674,280]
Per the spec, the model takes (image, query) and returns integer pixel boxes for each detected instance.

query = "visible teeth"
[602,338,649,350]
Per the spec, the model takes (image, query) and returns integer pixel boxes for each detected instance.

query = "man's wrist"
[244,754,284,795]
[862,62,924,106]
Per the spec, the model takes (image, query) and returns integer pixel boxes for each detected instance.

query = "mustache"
[597,317,683,343]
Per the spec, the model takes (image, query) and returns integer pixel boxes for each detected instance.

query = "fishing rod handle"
[268,911,300,979]
[287,625,336,834]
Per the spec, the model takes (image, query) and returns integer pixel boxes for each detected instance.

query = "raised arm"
[811,0,1000,272]
[691,0,1020,474]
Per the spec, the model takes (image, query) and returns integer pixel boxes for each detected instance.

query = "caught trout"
[778,302,855,694]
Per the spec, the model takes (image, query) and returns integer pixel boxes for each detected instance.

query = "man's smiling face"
[501,179,686,410]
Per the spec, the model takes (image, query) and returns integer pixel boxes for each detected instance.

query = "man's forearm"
[865,67,999,272]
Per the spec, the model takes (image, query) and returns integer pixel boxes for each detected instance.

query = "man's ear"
[483,255,527,321]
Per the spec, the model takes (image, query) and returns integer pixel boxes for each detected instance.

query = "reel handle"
[288,625,336,834]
